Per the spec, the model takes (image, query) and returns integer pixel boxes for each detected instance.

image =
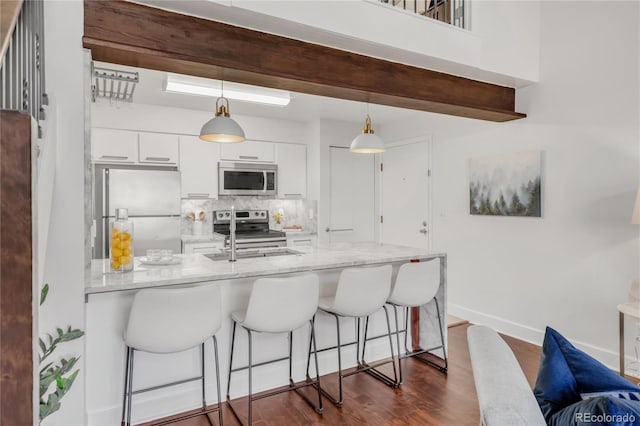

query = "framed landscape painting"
[469,151,542,217]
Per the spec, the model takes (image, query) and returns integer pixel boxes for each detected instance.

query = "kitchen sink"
[204,248,303,261]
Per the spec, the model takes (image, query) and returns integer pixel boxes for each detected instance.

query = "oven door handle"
[263,171,267,193]
[227,237,287,244]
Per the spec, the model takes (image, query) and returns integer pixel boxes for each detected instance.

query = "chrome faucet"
[229,205,237,262]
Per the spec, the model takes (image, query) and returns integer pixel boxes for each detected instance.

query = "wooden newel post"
[0,111,34,426]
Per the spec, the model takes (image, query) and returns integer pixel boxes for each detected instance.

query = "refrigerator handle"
[104,169,110,257]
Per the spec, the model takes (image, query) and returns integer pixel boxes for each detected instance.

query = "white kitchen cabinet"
[179,136,219,199]
[91,128,138,163]
[182,240,224,254]
[276,143,307,199]
[286,233,317,248]
[138,132,179,165]
[219,140,275,163]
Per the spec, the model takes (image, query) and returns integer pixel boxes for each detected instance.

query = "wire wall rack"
[91,64,139,103]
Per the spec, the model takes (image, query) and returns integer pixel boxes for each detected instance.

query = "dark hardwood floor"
[139,324,542,426]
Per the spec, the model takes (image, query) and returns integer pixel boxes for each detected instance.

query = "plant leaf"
[39,369,80,420]
[40,391,61,420]
[40,283,49,306]
[39,362,53,375]
[38,282,84,421]
[59,329,84,342]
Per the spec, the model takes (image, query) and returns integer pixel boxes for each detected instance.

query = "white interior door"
[328,147,376,243]
[381,141,430,249]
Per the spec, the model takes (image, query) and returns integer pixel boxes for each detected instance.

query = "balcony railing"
[0,0,47,137]
[379,0,466,29]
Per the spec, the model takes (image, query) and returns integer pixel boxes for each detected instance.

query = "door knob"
[325,227,330,232]
[422,221,427,226]
[419,228,428,234]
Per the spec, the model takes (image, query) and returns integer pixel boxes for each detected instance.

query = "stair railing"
[0,0,46,137]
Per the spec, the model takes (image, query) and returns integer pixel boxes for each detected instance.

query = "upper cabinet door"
[219,140,275,163]
[179,136,220,199]
[92,128,138,163]
[138,132,179,165]
[276,143,306,199]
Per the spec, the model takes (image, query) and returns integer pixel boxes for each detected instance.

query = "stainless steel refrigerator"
[93,165,182,259]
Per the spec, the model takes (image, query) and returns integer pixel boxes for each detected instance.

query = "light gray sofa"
[467,325,546,426]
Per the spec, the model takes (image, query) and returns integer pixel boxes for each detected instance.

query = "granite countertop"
[87,242,445,296]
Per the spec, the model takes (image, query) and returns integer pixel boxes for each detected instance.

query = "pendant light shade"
[350,114,384,154]
[199,96,246,143]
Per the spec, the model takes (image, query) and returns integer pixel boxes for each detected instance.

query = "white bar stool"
[307,264,399,407]
[387,260,448,383]
[121,285,223,426]
[226,274,322,425]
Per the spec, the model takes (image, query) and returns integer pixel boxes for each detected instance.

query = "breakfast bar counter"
[85,243,447,425]
[87,242,446,295]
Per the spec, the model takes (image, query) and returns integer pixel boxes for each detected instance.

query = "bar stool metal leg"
[127,349,135,426]
[212,336,223,426]
[121,346,131,426]
[334,313,344,406]
[247,329,253,425]
[361,316,370,366]
[356,317,362,366]
[309,320,323,412]
[404,307,410,354]
[308,311,345,407]
[360,306,400,388]
[392,304,404,384]
[201,342,206,411]
[305,316,315,379]
[229,320,322,424]
[226,321,237,403]
[291,321,323,413]
[288,331,294,386]
[391,300,448,374]
[434,299,448,372]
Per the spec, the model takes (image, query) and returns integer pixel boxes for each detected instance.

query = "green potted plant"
[38,284,84,422]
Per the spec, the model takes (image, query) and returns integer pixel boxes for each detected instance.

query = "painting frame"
[468,150,542,218]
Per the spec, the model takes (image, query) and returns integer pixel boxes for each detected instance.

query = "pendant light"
[350,112,384,154]
[199,81,246,143]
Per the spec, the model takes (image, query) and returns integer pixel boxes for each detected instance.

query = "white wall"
[220,0,540,85]
[380,0,640,367]
[39,1,87,425]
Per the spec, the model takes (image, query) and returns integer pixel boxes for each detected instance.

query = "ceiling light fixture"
[199,81,246,143]
[350,114,385,154]
[165,73,290,107]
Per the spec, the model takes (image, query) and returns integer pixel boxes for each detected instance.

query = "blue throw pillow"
[550,396,640,426]
[534,327,640,423]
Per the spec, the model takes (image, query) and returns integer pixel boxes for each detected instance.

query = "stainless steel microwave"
[218,162,277,196]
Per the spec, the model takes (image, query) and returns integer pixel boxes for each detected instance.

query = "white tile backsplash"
[181,197,317,236]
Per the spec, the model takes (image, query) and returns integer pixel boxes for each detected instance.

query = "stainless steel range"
[213,209,287,249]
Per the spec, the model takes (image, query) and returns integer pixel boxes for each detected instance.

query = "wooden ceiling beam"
[83,1,526,122]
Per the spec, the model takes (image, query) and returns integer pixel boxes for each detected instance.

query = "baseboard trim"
[448,304,623,372]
